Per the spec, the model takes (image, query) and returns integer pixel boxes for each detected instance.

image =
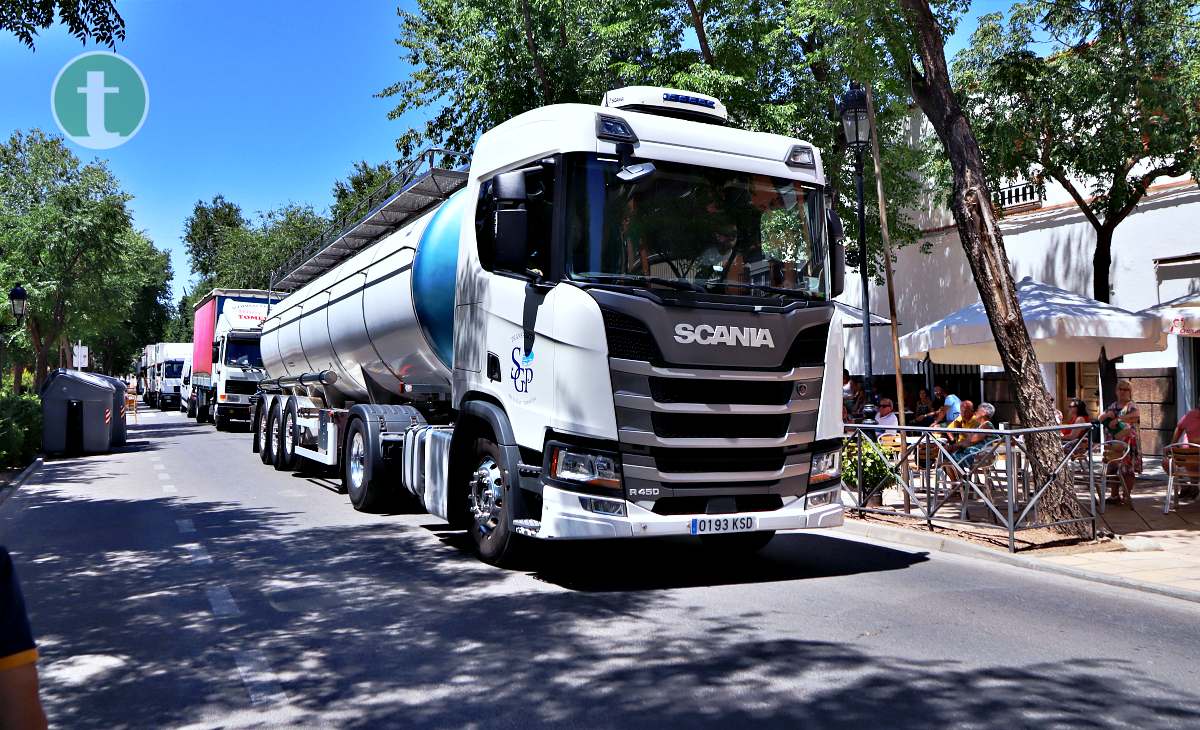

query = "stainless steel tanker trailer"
[252,86,849,565]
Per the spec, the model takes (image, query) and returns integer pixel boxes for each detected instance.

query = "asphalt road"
[3,406,1200,729]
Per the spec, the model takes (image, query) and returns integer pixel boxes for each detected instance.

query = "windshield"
[164,361,184,378]
[225,339,263,368]
[565,153,828,299]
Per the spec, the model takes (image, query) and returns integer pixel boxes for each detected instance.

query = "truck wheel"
[196,394,210,423]
[214,406,230,431]
[261,401,279,466]
[251,403,264,453]
[186,396,196,419]
[699,531,776,553]
[467,437,519,566]
[344,418,384,512]
[274,399,298,471]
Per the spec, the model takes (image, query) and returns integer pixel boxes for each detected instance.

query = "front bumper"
[534,484,843,539]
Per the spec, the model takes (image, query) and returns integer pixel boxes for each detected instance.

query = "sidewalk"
[1038,464,1200,595]
[852,456,1200,600]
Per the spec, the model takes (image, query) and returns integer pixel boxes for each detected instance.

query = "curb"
[0,457,43,510]
[835,517,1200,606]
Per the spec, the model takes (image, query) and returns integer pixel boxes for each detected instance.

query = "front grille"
[173,386,181,393]
[651,494,783,515]
[601,308,661,362]
[649,377,793,405]
[224,380,258,395]
[785,323,830,368]
[651,447,786,473]
[651,413,790,439]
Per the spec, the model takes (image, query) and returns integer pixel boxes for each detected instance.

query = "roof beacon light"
[601,86,728,125]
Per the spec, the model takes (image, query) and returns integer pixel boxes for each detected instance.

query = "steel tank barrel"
[259,189,467,404]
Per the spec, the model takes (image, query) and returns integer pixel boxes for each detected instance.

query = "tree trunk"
[518,0,553,102]
[684,0,715,65]
[1093,226,1118,409]
[898,0,1088,536]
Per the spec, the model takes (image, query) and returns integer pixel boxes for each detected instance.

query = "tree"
[378,0,690,157]
[331,160,397,222]
[1,0,125,49]
[213,204,328,290]
[0,129,133,385]
[954,0,1200,400]
[838,0,1087,533]
[183,195,246,284]
[84,230,172,374]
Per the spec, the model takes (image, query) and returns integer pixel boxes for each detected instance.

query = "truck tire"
[214,405,230,431]
[699,530,776,553]
[261,400,279,466]
[274,398,298,471]
[251,402,264,453]
[186,396,196,419]
[467,436,520,566]
[196,393,210,423]
[344,418,385,512]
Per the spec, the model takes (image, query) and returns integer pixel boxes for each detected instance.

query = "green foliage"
[0,129,171,382]
[0,394,40,469]
[840,437,894,493]
[953,0,1200,262]
[183,195,245,283]
[1,0,125,49]
[332,160,397,222]
[211,204,328,290]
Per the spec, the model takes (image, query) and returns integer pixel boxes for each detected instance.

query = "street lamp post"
[2,284,29,394]
[839,83,875,417]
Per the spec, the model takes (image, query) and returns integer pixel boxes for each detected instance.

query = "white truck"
[251,87,848,565]
[189,289,274,430]
[142,342,189,408]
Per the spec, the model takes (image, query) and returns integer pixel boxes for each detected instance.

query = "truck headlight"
[550,447,621,490]
[806,486,840,509]
[810,449,840,484]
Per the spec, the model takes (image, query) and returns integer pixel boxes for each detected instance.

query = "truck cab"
[190,289,273,430]
[157,358,186,410]
[211,330,265,424]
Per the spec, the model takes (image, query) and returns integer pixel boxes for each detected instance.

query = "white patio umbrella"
[1140,293,1200,337]
[899,277,1167,365]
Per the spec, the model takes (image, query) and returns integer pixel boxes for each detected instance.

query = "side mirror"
[828,209,846,298]
[183,376,190,385]
[211,344,220,364]
[492,170,529,272]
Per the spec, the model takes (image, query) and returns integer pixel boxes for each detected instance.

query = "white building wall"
[839,179,1200,377]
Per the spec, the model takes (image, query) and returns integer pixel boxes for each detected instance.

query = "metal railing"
[270,147,471,291]
[991,181,1045,211]
[842,423,1098,552]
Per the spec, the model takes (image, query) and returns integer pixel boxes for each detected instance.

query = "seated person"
[913,396,944,427]
[847,377,867,419]
[1099,410,1137,506]
[1167,406,1200,498]
[1060,399,1091,448]
[875,398,899,434]
[946,402,998,469]
[913,388,933,420]
[933,384,962,426]
[945,400,978,444]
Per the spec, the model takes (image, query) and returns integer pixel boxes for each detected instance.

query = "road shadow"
[3,459,1200,728]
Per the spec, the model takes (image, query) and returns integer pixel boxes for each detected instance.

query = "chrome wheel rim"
[468,456,503,536]
[348,431,366,492]
[258,409,269,447]
[284,413,294,453]
[270,413,280,450]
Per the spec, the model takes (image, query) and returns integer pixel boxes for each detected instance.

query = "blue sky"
[0,0,1008,302]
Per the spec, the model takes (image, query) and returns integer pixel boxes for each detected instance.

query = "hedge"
[0,394,41,469]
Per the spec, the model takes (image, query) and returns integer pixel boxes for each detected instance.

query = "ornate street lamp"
[839,83,875,419]
[9,284,28,323]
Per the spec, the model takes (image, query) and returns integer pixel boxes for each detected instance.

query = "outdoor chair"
[943,439,1005,522]
[1090,440,1129,510]
[1162,442,1200,514]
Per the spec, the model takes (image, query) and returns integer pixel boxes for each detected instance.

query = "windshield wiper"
[702,281,821,300]
[580,273,705,293]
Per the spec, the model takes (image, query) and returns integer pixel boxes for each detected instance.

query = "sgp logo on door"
[674,323,775,348]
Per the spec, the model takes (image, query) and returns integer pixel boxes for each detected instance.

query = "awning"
[1141,293,1200,336]
[899,277,1167,365]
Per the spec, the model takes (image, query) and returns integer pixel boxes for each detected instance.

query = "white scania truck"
[251,87,848,565]
[143,342,190,408]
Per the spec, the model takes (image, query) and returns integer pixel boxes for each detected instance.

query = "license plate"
[690,516,756,535]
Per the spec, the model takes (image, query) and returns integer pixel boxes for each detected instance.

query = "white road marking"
[234,649,288,705]
[206,585,242,617]
[150,456,161,462]
[182,543,212,564]
[157,473,170,481]
[162,484,178,495]
[153,463,165,471]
